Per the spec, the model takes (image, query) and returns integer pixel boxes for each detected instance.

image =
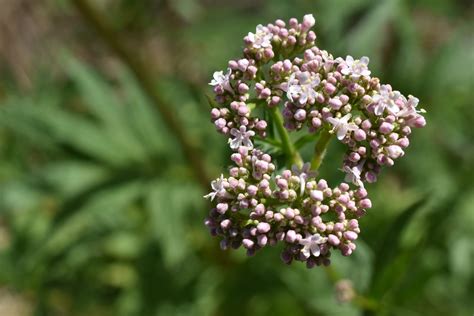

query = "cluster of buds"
[205,14,426,267]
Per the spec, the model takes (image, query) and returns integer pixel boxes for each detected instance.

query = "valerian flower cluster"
[205,14,426,268]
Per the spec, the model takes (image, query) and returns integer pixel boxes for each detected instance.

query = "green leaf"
[294,133,319,149]
[65,57,149,162]
[368,196,428,298]
[40,161,110,198]
[146,180,202,267]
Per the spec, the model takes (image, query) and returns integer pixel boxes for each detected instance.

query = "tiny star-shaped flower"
[209,68,233,93]
[228,126,255,150]
[397,95,425,117]
[372,84,402,116]
[339,55,371,79]
[342,161,365,188]
[285,72,320,105]
[203,174,227,201]
[291,162,318,196]
[326,114,358,140]
[247,24,273,49]
[299,233,327,258]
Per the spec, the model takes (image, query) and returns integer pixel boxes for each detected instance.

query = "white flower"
[299,233,327,258]
[372,84,402,116]
[247,24,273,49]
[204,174,226,201]
[228,126,255,150]
[342,162,364,188]
[339,55,371,79]
[291,162,317,196]
[209,68,233,93]
[285,72,320,104]
[320,50,335,72]
[397,95,425,117]
[326,114,358,140]
[320,50,332,62]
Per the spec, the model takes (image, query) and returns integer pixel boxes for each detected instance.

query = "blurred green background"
[0,0,473,315]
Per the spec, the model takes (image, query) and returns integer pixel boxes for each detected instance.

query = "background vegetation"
[0,0,473,315]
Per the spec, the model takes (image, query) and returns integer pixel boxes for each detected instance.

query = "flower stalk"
[310,129,332,170]
[269,106,303,168]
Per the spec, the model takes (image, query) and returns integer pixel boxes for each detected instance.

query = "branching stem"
[269,106,302,168]
[310,129,333,170]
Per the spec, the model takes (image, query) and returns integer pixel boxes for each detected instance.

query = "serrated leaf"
[65,57,149,162]
[368,196,428,298]
[146,180,201,267]
[40,161,110,198]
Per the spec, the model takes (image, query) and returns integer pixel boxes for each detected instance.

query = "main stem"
[269,106,302,168]
[310,129,333,170]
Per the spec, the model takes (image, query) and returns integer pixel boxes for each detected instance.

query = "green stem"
[269,106,302,167]
[310,129,333,170]
[71,0,211,189]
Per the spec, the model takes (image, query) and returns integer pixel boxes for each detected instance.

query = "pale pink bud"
[379,122,394,134]
[354,129,366,141]
[310,190,324,201]
[301,14,316,32]
[242,239,254,249]
[257,222,271,233]
[294,109,307,121]
[285,230,297,243]
[344,231,358,241]
[328,234,340,246]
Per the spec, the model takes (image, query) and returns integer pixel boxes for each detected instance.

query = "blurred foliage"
[0,0,473,315]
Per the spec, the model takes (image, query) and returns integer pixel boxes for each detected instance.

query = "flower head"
[299,233,327,258]
[247,24,273,49]
[228,126,255,150]
[339,55,371,79]
[326,114,358,140]
[204,174,227,201]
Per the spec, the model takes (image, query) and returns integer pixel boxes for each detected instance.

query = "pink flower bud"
[310,190,324,201]
[237,59,249,71]
[306,31,316,42]
[238,83,249,94]
[285,230,297,243]
[257,235,268,247]
[379,122,394,134]
[220,219,231,229]
[386,145,404,159]
[242,239,254,249]
[397,137,410,148]
[294,109,307,121]
[328,234,340,246]
[301,14,316,32]
[257,222,271,233]
[361,119,372,130]
[324,83,336,95]
[210,108,220,119]
[344,231,358,241]
[329,98,343,110]
[359,198,372,209]
[354,129,366,141]
[247,185,258,196]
